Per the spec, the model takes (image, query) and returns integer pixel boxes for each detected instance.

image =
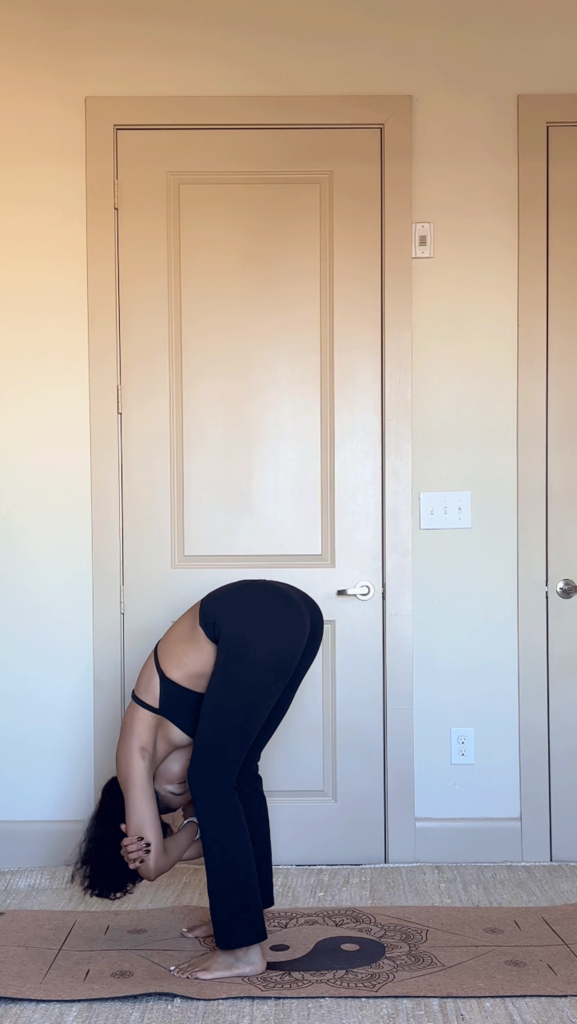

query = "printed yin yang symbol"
[266,935,386,972]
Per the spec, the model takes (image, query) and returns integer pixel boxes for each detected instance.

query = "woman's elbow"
[136,862,160,882]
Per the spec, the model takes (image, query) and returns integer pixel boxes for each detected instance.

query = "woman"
[73,579,324,981]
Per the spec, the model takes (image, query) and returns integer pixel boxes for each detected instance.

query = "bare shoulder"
[117,699,158,775]
[131,649,161,709]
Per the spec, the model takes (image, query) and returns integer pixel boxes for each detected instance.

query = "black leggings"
[187,580,324,950]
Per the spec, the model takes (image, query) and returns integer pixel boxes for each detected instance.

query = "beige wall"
[1,0,577,827]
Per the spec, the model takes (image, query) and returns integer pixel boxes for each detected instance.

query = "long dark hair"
[71,776,171,900]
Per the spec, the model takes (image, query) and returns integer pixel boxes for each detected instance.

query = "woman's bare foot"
[170,943,266,981]
[181,917,214,939]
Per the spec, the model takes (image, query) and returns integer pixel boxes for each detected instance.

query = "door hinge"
[117,384,123,415]
[120,586,125,615]
[114,179,119,210]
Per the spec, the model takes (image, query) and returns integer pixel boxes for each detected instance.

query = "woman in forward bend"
[73,579,323,981]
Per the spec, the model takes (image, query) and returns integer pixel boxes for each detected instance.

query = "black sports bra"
[131,644,204,739]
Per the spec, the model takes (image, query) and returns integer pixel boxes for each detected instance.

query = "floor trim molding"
[0,821,85,869]
[416,818,523,863]
[0,818,524,869]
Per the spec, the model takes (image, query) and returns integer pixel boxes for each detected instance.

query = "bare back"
[118,600,217,772]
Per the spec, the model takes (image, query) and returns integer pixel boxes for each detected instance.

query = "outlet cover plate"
[451,727,475,765]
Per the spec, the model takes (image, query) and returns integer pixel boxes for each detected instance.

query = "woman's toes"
[170,955,207,979]
[181,922,214,938]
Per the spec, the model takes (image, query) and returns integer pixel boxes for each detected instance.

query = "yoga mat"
[2,903,577,1000]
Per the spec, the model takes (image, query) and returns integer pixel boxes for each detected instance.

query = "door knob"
[336,581,375,601]
[556,579,577,600]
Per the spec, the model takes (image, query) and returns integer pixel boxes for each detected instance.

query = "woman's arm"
[121,820,202,874]
[116,708,198,881]
[177,835,204,862]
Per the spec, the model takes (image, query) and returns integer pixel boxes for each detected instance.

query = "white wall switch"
[419,491,471,530]
[412,222,434,258]
[451,727,475,765]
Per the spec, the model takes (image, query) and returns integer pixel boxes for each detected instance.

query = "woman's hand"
[120,824,151,869]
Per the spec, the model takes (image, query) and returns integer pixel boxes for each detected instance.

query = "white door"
[117,127,384,864]
[547,125,577,860]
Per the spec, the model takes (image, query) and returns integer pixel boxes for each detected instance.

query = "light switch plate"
[419,491,471,530]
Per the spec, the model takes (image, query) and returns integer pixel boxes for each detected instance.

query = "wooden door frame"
[86,95,414,863]
[518,95,577,861]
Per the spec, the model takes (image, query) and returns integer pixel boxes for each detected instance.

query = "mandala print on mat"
[244,908,443,993]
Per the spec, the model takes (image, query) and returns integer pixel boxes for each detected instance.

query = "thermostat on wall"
[412,222,434,258]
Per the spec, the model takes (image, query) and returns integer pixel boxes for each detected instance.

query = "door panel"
[176,175,326,559]
[548,125,577,860]
[117,127,384,864]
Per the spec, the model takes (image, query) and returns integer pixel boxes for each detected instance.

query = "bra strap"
[131,690,160,715]
[153,642,164,680]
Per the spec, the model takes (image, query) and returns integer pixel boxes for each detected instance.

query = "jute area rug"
[4,900,577,1000]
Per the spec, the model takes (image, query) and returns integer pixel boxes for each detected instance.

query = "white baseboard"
[0,821,85,869]
[415,818,522,863]
[0,818,523,869]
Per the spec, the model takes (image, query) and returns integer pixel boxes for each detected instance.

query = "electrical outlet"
[451,727,475,765]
